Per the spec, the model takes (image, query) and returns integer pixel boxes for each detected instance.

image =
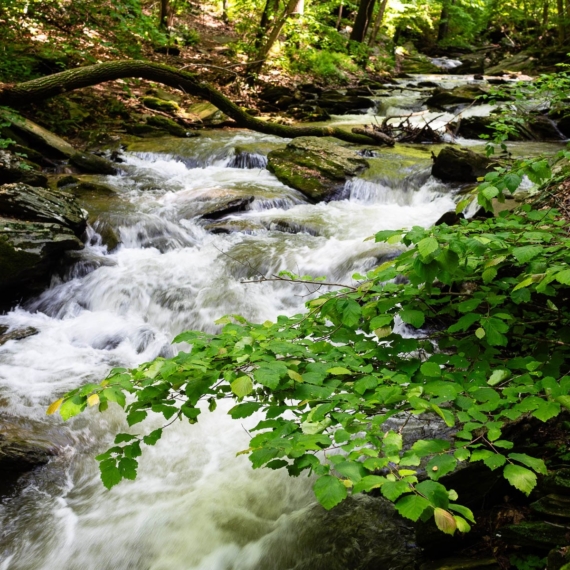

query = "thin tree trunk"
[350,0,376,42]
[159,0,172,29]
[558,0,566,42]
[368,0,388,46]
[247,0,299,79]
[0,60,380,145]
[542,0,549,29]
[255,0,280,51]
[336,0,344,30]
[437,0,450,42]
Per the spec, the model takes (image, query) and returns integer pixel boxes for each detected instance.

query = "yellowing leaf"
[374,326,392,338]
[475,327,485,339]
[287,369,304,382]
[87,394,100,407]
[327,367,352,375]
[47,398,63,416]
[434,508,457,535]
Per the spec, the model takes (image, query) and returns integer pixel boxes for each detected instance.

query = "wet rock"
[0,110,76,159]
[527,115,566,140]
[0,150,48,187]
[0,431,52,497]
[432,147,497,183]
[142,96,180,113]
[267,136,369,202]
[435,210,464,226]
[417,81,440,88]
[0,183,87,234]
[486,53,536,75]
[91,220,121,252]
[450,54,485,75]
[542,469,570,495]
[259,85,296,109]
[500,521,570,549]
[266,218,320,236]
[425,85,488,110]
[531,494,570,519]
[452,115,495,139]
[345,86,374,96]
[227,149,268,169]
[126,123,170,138]
[199,196,255,220]
[400,54,441,74]
[556,114,570,138]
[0,217,82,293]
[420,557,499,570]
[0,325,39,346]
[204,219,265,234]
[56,174,79,188]
[256,495,417,570]
[146,116,191,137]
[69,152,118,175]
[316,92,374,114]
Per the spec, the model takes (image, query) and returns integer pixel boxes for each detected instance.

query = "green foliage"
[50,150,570,534]
[289,49,360,80]
[510,554,547,570]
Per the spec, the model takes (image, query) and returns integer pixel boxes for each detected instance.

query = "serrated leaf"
[143,428,163,446]
[231,375,254,397]
[87,394,100,407]
[503,464,537,496]
[449,503,475,523]
[418,237,439,259]
[457,298,482,313]
[427,455,457,480]
[475,327,485,339]
[229,402,262,419]
[483,454,506,471]
[421,362,441,377]
[555,269,570,285]
[532,401,560,422]
[488,369,510,386]
[374,326,392,338]
[508,453,547,475]
[327,367,352,375]
[434,508,457,534]
[512,246,543,264]
[454,515,471,533]
[411,439,450,457]
[381,480,410,501]
[60,396,86,421]
[314,475,347,510]
[353,475,387,493]
[400,309,425,328]
[395,494,431,522]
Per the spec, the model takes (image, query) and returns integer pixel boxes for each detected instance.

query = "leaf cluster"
[50,158,570,534]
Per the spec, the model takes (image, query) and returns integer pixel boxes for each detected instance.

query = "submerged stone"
[267,136,369,202]
[0,326,39,346]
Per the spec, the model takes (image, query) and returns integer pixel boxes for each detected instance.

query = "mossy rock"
[500,521,570,549]
[142,96,180,113]
[266,136,369,202]
[485,53,536,75]
[420,557,499,570]
[432,146,498,183]
[69,152,118,175]
[0,150,47,187]
[146,116,194,137]
[425,85,488,110]
[126,124,169,138]
[187,102,227,124]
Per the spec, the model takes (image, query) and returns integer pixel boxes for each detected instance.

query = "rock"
[69,152,118,175]
[266,136,369,202]
[420,557,500,570]
[142,96,180,113]
[0,110,76,159]
[0,431,52,497]
[450,54,485,75]
[146,116,190,137]
[473,74,484,80]
[417,81,440,88]
[425,85,488,110]
[345,86,374,96]
[126,124,169,138]
[548,546,570,570]
[204,219,265,234]
[500,521,570,549]
[531,494,570,519]
[452,115,495,140]
[254,495,417,570]
[0,183,87,234]
[486,53,535,75]
[200,196,255,220]
[259,85,296,107]
[400,54,441,74]
[153,45,181,56]
[0,325,39,346]
[227,149,268,169]
[0,150,48,187]
[56,175,79,187]
[187,102,227,124]
[432,147,497,183]
[316,92,374,114]
[527,115,566,141]
[435,211,464,226]
[0,217,83,293]
[542,469,570,495]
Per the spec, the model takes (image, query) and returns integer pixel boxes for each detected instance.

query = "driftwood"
[353,112,447,145]
[0,60,381,146]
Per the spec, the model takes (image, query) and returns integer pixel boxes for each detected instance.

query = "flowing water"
[0,76,562,570]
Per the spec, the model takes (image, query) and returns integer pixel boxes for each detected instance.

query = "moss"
[142,96,180,113]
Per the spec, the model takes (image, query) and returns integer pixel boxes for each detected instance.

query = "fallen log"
[0,60,378,146]
[352,127,395,146]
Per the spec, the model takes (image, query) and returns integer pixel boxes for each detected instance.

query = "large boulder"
[267,137,369,201]
[0,150,47,187]
[0,183,87,294]
[425,85,488,110]
[485,53,536,76]
[449,53,486,75]
[432,147,497,182]
[316,91,375,114]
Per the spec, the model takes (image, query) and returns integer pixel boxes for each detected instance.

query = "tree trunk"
[336,0,344,30]
[542,0,549,29]
[368,0,389,46]
[159,0,172,29]
[0,60,380,146]
[437,0,454,42]
[350,0,376,43]
[558,0,566,43]
[247,0,299,80]
[254,0,281,51]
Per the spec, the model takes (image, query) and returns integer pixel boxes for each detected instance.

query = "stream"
[0,75,563,570]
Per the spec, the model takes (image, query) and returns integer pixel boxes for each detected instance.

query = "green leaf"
[231,375,253,398]
[503,172,522,192]
[508,453,547,475]
[143,428,163,446]
[99,458,122,490]
[59,396,86,421]
[353,475,387,493]
[421,362,441,377]
[400,309,425,328]
[503,464,537,496]
[481,186,499,200]
[418,237,439,259]
[427,455,457,480]
[411,439,450,457]
[483,454,506,471]
[370,315,393,329]
[334,461,365,483]
[457,299,482,313]
[327,367,352,375]
[341,299,361,327]
[313,475,347,510]
[229,402,262,419]
[453,515,471,533]
[512,246,543,263]
[394,494,431,522]
[488,369,510,386]
[449,503,475,523]
[555,269,570,285]
[381,480,411,501]
[126,410,147,426]
[416,480,450,509]
[532,401,560,422]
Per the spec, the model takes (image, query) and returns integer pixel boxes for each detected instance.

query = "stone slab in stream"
[267,136,369,202]
[432,146,498,183]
